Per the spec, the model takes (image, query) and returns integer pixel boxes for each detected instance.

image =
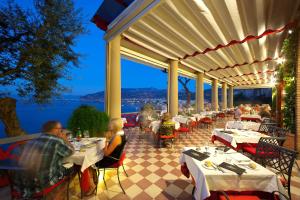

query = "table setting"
[179,146,286,200]
[64,137,106,172]
[211,128,267,150]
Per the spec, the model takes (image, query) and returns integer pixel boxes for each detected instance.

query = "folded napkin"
[230,154,251,162]
[220,130,234,134]
[219,162,246,175]
[183,149,209,162]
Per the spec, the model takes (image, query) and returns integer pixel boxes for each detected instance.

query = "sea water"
[0,99,141,138]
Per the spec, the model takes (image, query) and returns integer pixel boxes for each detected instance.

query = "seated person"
[234,106,242,120]
[14,121,74,198]
[259,106,271,118]
[157,113,175,146]
[96,118,126,168]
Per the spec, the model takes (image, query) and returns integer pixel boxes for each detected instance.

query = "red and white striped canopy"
[94,0,300,88]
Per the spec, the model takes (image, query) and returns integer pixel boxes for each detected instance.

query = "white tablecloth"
[241,114,262,121]
[225,121,261,131]
[122,118,127,125]
[64,137,106,172]
[179,147,285,200]
[212,129,266,148]
[149,120,180,134]
[173,116,196,124]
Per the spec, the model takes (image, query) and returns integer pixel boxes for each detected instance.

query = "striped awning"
[93,0,300,88]
[92,0,134,30]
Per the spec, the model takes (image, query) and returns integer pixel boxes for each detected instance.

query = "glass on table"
[83,130,90,138]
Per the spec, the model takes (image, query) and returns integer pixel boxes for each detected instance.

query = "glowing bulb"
[288,30,293,34]
[276,57,285,64]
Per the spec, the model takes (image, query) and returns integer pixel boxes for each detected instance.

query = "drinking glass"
[83,130,90,138]
[205,142,209,153]
[67,133,73,141]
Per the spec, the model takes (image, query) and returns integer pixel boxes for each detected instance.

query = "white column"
[168,60,178,117]
[196,73,204,112]
[105,35,121,119]
[222,82,227,110]
[229,85,234,108]
[211,79,218,111]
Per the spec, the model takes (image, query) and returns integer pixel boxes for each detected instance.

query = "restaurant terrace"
[1,0,300,200]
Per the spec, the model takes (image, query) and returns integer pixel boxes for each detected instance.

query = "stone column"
[105,35,121,119]
[168,60,178,117]
[222,82,227,110]
[211,79,218,111]
[196,72,204,112]
[229,85,234,108]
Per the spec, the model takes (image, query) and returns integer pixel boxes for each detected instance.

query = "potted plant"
[67,105,109,137]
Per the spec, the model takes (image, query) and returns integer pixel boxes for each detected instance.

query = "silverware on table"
[212,162,225,173]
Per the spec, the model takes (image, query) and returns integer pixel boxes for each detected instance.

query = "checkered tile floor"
[65,117,300,200]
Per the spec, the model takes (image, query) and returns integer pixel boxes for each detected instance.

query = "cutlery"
[213,162,225,173]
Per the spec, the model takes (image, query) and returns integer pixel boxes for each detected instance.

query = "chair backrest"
[121,113,138,126]
[268,126,288,137]
[257,141,297,198]
[158,123,175,136]
[111,136,127,161]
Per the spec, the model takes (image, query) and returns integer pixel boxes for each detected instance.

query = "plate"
[201,163,215,170]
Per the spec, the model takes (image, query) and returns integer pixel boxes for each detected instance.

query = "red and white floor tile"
[68,118,300,200]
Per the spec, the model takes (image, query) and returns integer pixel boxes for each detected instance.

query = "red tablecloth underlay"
[211,135,257,151]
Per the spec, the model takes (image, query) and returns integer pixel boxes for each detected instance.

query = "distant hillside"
[80,87,272,104]
[81,88,201,101]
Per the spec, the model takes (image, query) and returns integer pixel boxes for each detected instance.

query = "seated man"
[14,121,74,198]
[157,113,175,147]
[234,106,242,120]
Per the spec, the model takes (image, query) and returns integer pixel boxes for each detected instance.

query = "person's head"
[42,121,62,135]
[108,118,123,133]
[162,112,171,122]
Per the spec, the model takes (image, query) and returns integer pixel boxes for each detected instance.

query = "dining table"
[240,114,262,122]
[225,121,261,131]
[179,146,286,200]
[63,137,106,193]
[211,128,267,150]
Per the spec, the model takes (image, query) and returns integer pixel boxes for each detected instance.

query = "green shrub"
[67,105,109,137]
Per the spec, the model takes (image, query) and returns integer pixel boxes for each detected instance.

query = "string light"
[276,57,285,64]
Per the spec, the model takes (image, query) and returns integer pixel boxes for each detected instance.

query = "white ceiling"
[119,0,300,87]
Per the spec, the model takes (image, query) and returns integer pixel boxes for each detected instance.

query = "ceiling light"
[276,57,285,64]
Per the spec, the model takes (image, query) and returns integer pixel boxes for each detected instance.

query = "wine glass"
[83,130,90,138]
[205,142,209,153]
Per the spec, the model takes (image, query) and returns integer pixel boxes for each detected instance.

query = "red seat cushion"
[109,152,126,168]
[124,123,135,128]
[178,127,189,132]
[242,146,256,155]
[160,135,175,139]
[220,195,260,200]
[279,176,288,187]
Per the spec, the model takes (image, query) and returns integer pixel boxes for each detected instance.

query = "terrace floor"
[67,117,300,200]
